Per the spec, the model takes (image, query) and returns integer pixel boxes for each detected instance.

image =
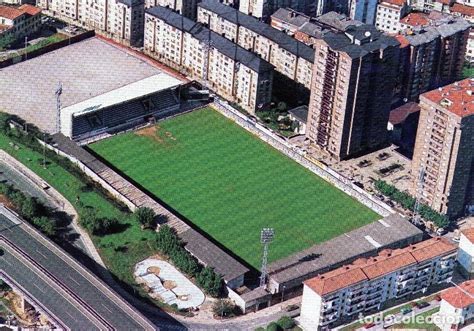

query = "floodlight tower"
[55,82,63,133]
[259,228,274,288]
[413,167,425,225]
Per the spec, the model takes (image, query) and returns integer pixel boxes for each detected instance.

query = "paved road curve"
[0,205,156,330]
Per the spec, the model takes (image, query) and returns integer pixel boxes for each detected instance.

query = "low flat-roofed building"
[300,237,457,329]
[457,228,474,277]
[288,105,308,134]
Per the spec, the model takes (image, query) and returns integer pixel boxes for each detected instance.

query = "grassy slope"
[90,108,379,268]
[0,134,156,288]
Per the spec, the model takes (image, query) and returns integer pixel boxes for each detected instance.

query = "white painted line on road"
[35,249,48,260]
[65,311,78,322]
[33,282,45,293]
[1,257,12,267]
[68,275,80,286]
[101,303,114,314]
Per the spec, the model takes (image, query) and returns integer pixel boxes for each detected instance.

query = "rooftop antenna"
[259,228,274,288]
[413,167,425,226]
[55,82,62,133]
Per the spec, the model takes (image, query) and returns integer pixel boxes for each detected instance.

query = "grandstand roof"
[61,73,181,118]
[0,37,179,133]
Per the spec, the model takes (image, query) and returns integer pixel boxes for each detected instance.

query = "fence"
[212,99,395,217]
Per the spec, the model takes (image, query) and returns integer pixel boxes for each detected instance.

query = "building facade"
[197,0,314,90]
[350,0,378,24]
[411,79,474,218]
[306,25,400,160]
[144,6,274,113]
[375,0,409,34]
[457,228,474,277]
[0,4,41,43]
[300,237,457,330]
[144,0,197,19]
[437,280,474,329]
[37,0,144,45]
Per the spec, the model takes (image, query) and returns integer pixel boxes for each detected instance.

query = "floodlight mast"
[259,228,274,288]
[56,82,62,134]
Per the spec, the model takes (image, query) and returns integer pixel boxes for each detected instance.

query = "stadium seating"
[72,89,180,139]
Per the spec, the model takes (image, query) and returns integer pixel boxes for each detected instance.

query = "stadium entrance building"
[60,73,184,141]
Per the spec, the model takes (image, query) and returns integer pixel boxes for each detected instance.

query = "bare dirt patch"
[0,194,16,210]
[163,280,177,290]
[147,266,161,276]
[135,126,163,143]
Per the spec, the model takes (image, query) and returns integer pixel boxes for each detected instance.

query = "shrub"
[277,316,296,330]
[266,322,281,331]
[196,266,222,297]
[32,216,57,237]
[212,299,237,318]
[90,217,119,236]
[135,207,156,230]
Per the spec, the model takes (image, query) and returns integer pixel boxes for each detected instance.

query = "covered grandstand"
[60,73,183,140]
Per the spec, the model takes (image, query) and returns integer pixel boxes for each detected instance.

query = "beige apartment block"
[411,79,474,218]
[37,0,143,45]
[197,0,314,90]
[144,0,197,19]
[306,25,399,160]
[144,6,273,113]
[375,0,409,34]
[300,237,457,330]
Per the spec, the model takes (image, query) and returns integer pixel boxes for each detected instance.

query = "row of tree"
[0,182,58,237]
[374,180,450,228]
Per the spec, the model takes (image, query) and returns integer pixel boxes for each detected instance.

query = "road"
[0,205,155,330]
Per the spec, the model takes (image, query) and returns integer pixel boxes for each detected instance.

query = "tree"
[79,207,98,233]
[135,207,156,230]
[0,35,15,51]
[20,196,39,220]
[196,266,222,297]
[32,216,57,237]
[90,217,119,236]
[266,322,281,331]
[154,225,181,255]
[0,112,11,133]
[277,316,296,330]
[212,299,237,318]
[169,248,200,277]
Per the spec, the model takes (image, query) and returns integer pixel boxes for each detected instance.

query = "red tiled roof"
[304,237,457,296]
[0,6,24,20]
[395,34,410,48]
[436,0,452,5]
[389,102,420,125]
[18,4,41,16]
[381,0,406,6]
[451,3,474,17]
[400,12,430,27]
[461,228,474,243]
[422,78,474,118]
[441,281,474,309]
[304,266,368,296]
[409,237,457,262]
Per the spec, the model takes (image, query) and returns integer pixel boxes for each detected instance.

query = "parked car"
[417,302,430,309]
[435,295,442,302]
[436,228,447,236]
[364,322,376,329]
[401,307,412,315]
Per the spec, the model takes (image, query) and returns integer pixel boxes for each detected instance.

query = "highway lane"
[0,248,101,330]
[0,210,155,330]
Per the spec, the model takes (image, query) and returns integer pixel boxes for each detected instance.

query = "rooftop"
[145,6,274,73]
[0,37,166,133]
[389,102,420,125]
[321,24,399,59]
[441,281,474,309]
[400,12,430,27]
[461,228,474,243]
[304,237,456,296]
[288,105,308,123]
[18,4,41,16]
[268,214,423,288]
[0,5,24,20]
[271,8,311,28]
[197,0,315,63]
[422,78,474,118]
[379,0,407,7]
[450,3,474,17]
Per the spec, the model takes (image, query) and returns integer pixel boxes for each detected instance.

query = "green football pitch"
[89,107,379,268]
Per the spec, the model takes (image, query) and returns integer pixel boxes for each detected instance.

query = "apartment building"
[300,237,457,330]
[457,228,474,277]
[437,280,474,329]
[0,4,41,43]
[144,0,197,19]
[446,2,474,63]
[375,0,409,34]
[350,0,378,24]
[316,0,350,16]
[144,6,273,113]
[37,0,144,45]
[238,0,317,20]
[197,0,314,90]
[411,79,474,218]
[306,25,400,160]
[393,14,470,105]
